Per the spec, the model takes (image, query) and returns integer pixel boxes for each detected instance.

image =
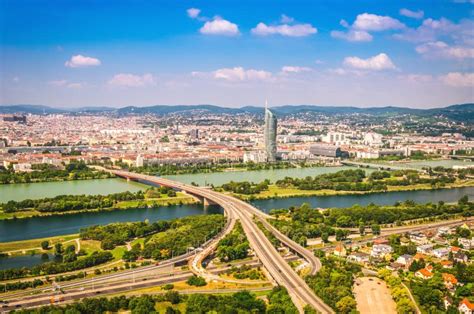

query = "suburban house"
[333,244,347,257]
[459,298,474,314]
[371,244,393,259]
[396,254,413,267]
[442,273,459,289]
[415,267,434,280]
[347,252,370,264]
[440,260,454,269]
[417,244,434,254]
[459,237,474,250]
[432,247,450,259]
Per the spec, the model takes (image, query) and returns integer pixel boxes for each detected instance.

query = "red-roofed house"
[459,298,474,314]
[415,268,433,280]
[442,273,458,289]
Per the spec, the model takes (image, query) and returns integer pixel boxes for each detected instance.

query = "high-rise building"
[264,100,277,162]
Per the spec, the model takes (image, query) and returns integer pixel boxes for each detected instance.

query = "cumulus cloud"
[440,72,474,87]
[200,17,239,36]
[187,8,201,19]
[394,17,470,43]
[213,67,272,81]
[343,53,396,71]
[108,73,156,87]
[332,13,404,42]
[331,30,373,42]
[65,55,101,68]
[352,13,405,31]
[416,41,474,59]
[399,8,424,19]
[251,22,317,37]
[281,66,312,74]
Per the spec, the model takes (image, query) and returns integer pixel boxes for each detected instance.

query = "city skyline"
[1,1,473,108]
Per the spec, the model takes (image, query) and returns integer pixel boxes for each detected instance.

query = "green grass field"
[0,234,79,253]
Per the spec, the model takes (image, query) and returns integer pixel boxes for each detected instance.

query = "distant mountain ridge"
[0,103,473,121]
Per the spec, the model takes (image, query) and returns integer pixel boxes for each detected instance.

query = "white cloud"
[393,17,469,43]
[108,73,156,87]
[343,53,396,71]
[281,66,312,74]
[399,8,424,19]
[440,72,474,87]
[187,8,201,19]
[280,14,294,24]
[212,67,272,82]
[331,30,373,42]
[200,17,239,36]
[251,22,317,37]
[416,41,474,59]
[65,54,101,68]
[332,13,404,42]
[352,13,405,31]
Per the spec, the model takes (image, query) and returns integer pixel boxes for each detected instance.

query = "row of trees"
[11,288,296,313]
[0,161,112,184]
[124,160,302,176]
[216,222,249,261]
[0,271,87,293]
[1,190,144,213]
[325,197,472,227]
[271,169,457,192]
[220,179,270,195]
[0,251,112,281]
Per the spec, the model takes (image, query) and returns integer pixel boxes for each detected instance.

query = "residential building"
[459,298,474,314]
[371,244,393,259]
[415,268,434,280]
[347,252,370,264]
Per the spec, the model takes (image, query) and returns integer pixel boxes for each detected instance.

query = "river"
[0,166,364,202]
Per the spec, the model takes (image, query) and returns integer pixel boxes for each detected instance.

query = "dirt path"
[353,277,397,314]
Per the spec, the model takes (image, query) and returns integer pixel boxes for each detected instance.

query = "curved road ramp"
[111,170,334,314]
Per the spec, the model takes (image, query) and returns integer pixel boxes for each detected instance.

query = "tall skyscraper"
[264,100,277,162]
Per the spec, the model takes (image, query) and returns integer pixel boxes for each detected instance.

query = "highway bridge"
[111,170,334,314]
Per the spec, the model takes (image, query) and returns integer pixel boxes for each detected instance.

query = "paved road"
[111,170,334,314]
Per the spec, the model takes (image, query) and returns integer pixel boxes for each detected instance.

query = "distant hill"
[0,103,472,121]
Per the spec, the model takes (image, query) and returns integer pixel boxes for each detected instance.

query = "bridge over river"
[111,170,334,314]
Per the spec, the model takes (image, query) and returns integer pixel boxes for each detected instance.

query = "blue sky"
[1,0,473,108]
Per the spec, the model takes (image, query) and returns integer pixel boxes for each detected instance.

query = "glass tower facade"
[264,107,277,162]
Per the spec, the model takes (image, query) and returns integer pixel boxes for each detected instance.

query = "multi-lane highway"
[110,170,334,313]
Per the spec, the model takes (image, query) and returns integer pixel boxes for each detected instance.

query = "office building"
[264,101,277,162]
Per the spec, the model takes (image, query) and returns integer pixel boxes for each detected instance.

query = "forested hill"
[0,103,472,122]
